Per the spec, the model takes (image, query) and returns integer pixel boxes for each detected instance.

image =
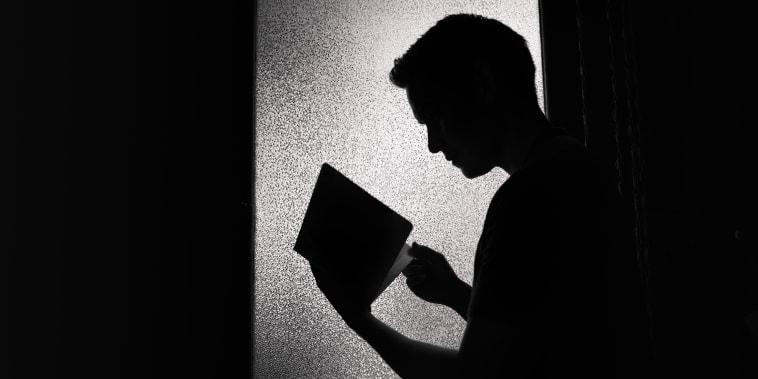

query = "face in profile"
[406,85,503,179]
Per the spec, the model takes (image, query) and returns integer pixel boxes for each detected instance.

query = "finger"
[410,243,441,263]
[410,243,432,258]
[401,264,412,275]
[405,274,427,287]
[406,258,424,268]
[408,242,418,258]
[402,258,423,273]
[408,242,434,262]
[402,264,425,276]
[404,274,426,284]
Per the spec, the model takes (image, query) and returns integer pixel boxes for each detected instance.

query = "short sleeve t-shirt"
[468,127,651,378]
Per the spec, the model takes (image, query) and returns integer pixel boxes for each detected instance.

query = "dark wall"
[9,1,253,377]
[542,0,758,377]
[10,0,758,377]
[631,2,758,377]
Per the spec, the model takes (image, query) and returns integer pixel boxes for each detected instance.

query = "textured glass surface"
[255,1,542,377]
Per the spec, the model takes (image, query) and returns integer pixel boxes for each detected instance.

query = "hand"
[310,263,372,330]
[402,243,465,307]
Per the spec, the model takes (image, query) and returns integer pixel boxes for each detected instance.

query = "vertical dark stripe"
[619,0,655,352]
[575,0,590,146]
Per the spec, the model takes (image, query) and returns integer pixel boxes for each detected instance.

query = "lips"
[444,153,460,167]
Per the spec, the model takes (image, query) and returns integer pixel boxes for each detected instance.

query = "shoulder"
[528,132,605,183]
[484,135,591,227]
[521,130,618,212]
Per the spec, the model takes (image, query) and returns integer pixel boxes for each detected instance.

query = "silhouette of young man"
[311,14,651,378]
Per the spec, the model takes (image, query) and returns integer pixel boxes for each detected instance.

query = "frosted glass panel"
[255,1,542,377]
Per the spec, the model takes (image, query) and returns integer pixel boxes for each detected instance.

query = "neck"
[497,112,551,176]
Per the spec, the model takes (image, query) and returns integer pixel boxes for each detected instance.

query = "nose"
[426,124,443,154]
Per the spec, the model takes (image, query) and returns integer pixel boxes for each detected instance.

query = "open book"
[294,163,414,304]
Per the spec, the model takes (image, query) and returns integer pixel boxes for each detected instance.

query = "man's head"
[390,14,541,178]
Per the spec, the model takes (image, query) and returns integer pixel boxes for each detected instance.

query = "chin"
[459,164,491,179]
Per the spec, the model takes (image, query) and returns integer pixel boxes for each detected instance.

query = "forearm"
[448,279,472,321]
[351,314,460,379]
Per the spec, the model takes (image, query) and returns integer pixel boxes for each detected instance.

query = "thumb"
[409,242,440,262]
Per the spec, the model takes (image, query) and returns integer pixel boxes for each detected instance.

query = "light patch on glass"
[255,1,542,377]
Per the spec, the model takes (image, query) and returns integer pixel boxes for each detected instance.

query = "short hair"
[390,14,537,112]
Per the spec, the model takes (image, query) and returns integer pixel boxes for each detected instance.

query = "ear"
[472,61,498,106]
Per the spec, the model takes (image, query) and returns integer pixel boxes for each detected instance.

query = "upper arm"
[457,316,544,378]
[455,174,555,378]
[454,164,614,378]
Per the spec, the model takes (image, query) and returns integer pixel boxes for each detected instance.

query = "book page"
[375,243,413,300]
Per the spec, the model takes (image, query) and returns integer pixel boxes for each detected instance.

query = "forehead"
[405,85,436,124]
[405,89,423,123]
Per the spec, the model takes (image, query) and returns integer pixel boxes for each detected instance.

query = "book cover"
[294,163,413,304]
